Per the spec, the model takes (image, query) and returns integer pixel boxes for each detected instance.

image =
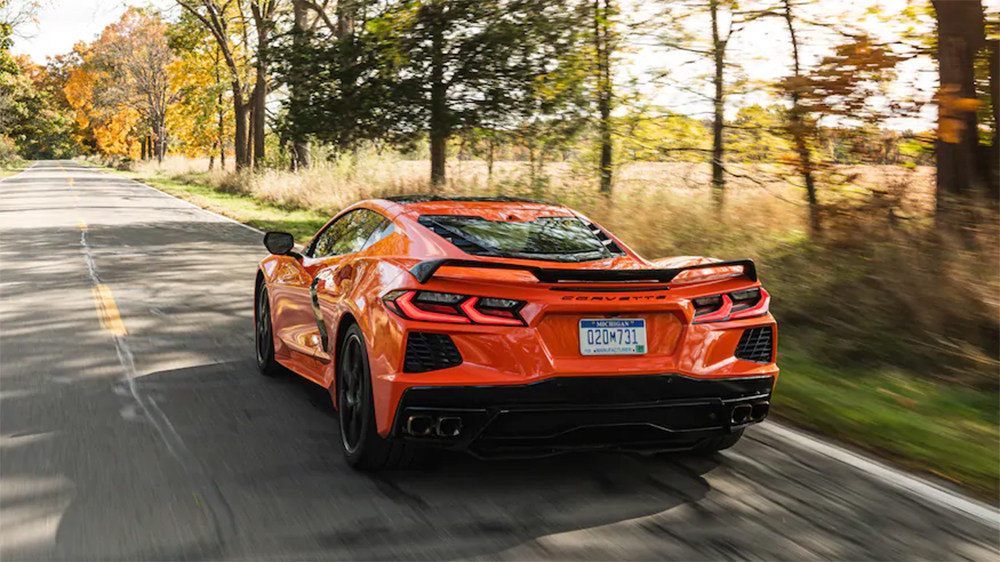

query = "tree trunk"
[989,38,999,200]
[156,117,166,164]
[487,138,495,182]
[233,86,250,171]
[429,0,447,188]
[141,135,148,160]
[290,0,311,170]
[931,0,985,228]
[783,0,820,235]
[252,73,265,170]
[710,0,725,209]
[595,0,613,195]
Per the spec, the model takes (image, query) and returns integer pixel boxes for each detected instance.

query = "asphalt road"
[1,161,997,561]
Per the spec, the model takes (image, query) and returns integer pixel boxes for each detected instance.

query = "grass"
[0,159,28,178]
[773,352,999,499]
[81,155,999,500]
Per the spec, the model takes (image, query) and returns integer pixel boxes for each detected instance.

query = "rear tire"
[255,281,282,377]
[691,429,744,455]
[337,323,422,470]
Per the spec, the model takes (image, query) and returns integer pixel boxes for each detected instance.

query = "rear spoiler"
[409,258,757,284]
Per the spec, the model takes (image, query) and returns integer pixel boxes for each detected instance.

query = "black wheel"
[255,280,282,377]
[691,428,744,455]
[337,323,422,470]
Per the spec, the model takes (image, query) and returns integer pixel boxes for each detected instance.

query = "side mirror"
[263,232,296,256]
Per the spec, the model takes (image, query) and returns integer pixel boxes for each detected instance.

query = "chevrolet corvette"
[255,195,778,470]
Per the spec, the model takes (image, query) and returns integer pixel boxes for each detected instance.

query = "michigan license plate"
[579,319,647,356]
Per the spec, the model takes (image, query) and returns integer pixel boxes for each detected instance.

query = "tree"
[282,0,590,187]
[175,0,258,170]
[2,55,78,158]
[249,0,281,168]
[656,0,758,208]
[780,0,820,235]
[593,0,616,194]
[168,14,233,166]
[931,0,987,227]
[90,9,182,163]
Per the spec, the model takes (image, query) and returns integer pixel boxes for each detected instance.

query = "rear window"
[418,215,623,262]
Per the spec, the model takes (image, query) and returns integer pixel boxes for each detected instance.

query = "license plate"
[579,319,647,356]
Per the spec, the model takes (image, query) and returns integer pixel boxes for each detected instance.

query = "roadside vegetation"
[8,0,997,498]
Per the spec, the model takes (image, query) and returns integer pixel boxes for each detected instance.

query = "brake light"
[729,288,770,319]
[693,288,770,323]
[460,297,523,326]
[384,291,526,326]
[394,291,469,324]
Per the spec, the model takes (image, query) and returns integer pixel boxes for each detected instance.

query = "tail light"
[384,290,526,326]
[693,288,770,323]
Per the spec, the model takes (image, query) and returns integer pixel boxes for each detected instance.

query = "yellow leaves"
[94,107,141,157]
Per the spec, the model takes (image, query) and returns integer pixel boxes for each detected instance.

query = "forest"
[1,0,998,496]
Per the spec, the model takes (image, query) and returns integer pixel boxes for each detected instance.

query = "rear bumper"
[389,374,774,458]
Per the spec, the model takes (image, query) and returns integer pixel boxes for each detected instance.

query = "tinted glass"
[310,210,387,257]
[419,215,611,262]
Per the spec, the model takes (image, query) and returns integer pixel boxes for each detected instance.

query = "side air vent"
[404,332,463,373]
[735,326,773,363]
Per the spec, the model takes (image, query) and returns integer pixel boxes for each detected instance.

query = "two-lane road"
[1,161,997,560]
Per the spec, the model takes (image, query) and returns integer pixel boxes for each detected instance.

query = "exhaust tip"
[436,416,463,437]
[405,415,434,436]
[731,404,752,425]
[751,401,770,422]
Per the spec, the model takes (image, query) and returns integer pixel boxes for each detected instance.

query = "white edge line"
[758,422,1000,528]
[71,159,265,236]
[66,158,1000,530]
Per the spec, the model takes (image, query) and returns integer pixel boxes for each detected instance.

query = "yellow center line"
[77,219,87,232]
[92,284,128,337]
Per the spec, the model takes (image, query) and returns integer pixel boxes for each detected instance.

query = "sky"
[8,0,955,131]
[9,0,174,61]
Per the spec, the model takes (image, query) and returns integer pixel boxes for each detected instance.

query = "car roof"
[383,195,548,204]
[376,194,574,221]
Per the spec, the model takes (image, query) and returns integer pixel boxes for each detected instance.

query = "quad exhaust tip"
[731,404,752,424]
[730,401,769,425]
[751,401,770,422]
[436,416,463,437]
[405,414,434,437]
[404,414,463,437]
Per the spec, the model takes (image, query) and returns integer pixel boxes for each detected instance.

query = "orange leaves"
[93,107,141,157]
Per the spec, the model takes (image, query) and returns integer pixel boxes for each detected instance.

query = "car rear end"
[370,199,778,457]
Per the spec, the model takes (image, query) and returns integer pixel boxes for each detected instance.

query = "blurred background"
[1,0,997,500]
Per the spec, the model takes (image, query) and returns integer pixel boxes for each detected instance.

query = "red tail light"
[384,291,526,326]
[693,288,770,323]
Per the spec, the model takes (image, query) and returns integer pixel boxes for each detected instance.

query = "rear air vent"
[404,332,463,373]
[417,217,491,256]
[735,327,773,363]
[583,222,626,256]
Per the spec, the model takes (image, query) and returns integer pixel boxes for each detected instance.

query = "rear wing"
[409,258,757,284]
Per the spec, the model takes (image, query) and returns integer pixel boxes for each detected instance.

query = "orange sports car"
[255,196,778,469]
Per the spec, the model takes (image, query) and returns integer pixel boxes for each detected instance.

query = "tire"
[255,280,283,377]
[337,323,422,470]
[691,428,744,455]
